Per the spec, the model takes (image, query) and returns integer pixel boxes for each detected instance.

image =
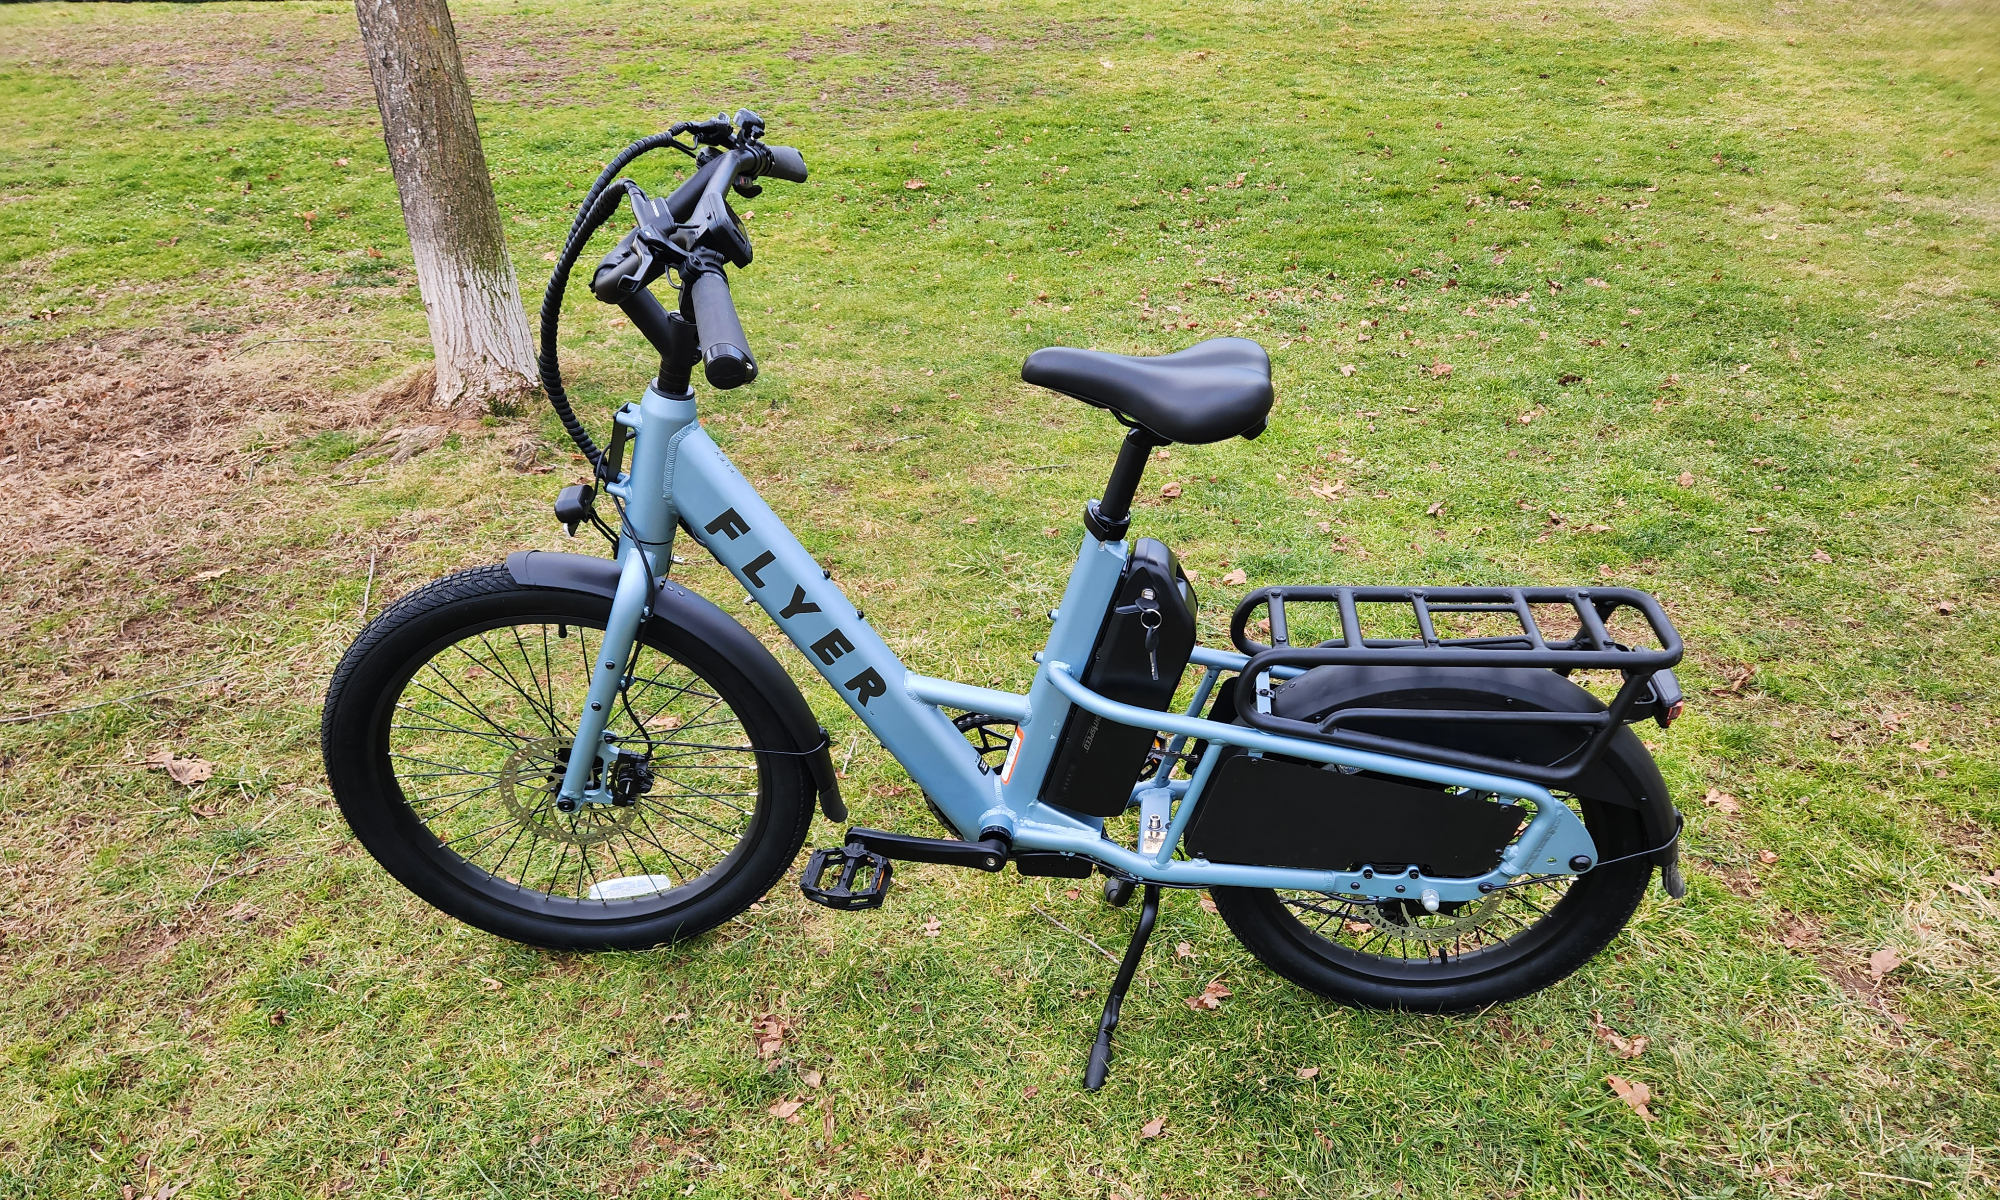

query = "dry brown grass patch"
[0,333,472,703]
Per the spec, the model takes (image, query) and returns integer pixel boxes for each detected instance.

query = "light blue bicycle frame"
[554,383,1597,904]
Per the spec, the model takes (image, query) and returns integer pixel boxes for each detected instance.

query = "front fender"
[506,550,846,822]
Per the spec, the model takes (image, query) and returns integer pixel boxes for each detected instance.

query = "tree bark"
[354,0,536,412]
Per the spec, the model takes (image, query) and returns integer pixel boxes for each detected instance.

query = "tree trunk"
[354,0,536,412]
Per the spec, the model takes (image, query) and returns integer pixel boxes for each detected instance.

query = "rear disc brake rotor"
[1358,892,1505,945]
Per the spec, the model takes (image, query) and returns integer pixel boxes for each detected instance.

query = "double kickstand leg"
[1083,883,1162,1092]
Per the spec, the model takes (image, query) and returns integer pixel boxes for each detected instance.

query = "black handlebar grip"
[761,144,809,184]
[688,269,756,389]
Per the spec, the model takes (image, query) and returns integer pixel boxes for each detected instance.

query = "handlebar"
[688,269,755,389]
[571,112,806,396]
[760,144,808,184]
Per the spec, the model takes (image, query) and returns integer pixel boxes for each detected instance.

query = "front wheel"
[321,564,815,950]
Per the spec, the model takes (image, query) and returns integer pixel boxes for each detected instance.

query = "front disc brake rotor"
[497,735,639,847]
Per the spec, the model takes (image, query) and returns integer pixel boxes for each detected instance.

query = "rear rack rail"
[1226,586,1684,788]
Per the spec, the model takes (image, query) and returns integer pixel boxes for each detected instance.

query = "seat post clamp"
[1083,499,1131,544]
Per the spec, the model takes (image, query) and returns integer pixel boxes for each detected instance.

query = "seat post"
[1085,428,1167,543]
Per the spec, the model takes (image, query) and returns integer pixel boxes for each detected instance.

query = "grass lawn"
[2,0,1998,1195]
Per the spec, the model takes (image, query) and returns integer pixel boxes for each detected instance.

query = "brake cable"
[535,130,698,473]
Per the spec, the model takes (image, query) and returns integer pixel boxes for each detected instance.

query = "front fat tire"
[1210,801,1653,1011]
[321,564,815,951]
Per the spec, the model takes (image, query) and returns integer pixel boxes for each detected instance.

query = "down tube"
[667,427,994,826]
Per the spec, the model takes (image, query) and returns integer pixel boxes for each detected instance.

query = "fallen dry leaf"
[1425,500,1446,517]
[1606,1075,1656,1121]
[1590,1010,1650,1059]
[800,1068,822,1088]
[1159,482,1183,499]
[1677,471,1695,488]
[1758,850,1779,864]
[903,179,927,190]
[1220,569,1248,586]
[1430,361,1453,377]
[768,1097,806,1123]
[1811,549,1833,563]
[1937,600,1956,614]
[1185,980,1232,1011]
[1198,893,1220,914]
[921,915,942,937]
[1023,1085,1039,1098]
[1139,1116,1166,1139]
[1175,941,1195,959]
[1703,788,1741,815]
[1296,1066,1320,1080]
[143,748,215,786]
[751,1013,787,1059]
[189,566,232,582]
[1340,364,1357,376]
[1868,947,1902,981]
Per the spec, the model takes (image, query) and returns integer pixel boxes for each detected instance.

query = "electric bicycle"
[321,110,1690,1089]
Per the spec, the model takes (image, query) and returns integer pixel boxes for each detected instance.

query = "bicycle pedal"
[800,844,893,911]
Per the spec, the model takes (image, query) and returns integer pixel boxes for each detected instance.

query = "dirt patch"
[0,331,465,707]
[783,18,1111,110]
[3,8,1114,117]
[2,8,626,116]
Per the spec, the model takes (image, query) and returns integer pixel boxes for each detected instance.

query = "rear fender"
[507,550,846,822]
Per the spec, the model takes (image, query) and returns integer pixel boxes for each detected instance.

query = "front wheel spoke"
[459,636,564,735]
[441,816,528,861]
[630,807,709,880]
[388,753,508,778]
[484,818,539,886]
[391,715,528,751]
[509,624,567,733]
[405,781,501,810]
[408,672,539,744]
[545,836,575,899]
[641,800,744,847]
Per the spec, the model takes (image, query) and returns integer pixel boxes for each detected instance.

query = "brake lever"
[587,181,690,302]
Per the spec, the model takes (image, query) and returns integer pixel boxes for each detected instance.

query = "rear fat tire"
[321,564,815,951]
[1211,798,1652,1011]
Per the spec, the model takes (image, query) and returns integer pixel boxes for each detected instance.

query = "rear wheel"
[1209,665,1662,1010]
[1212,796,1650,1010]
[321,564,814,950]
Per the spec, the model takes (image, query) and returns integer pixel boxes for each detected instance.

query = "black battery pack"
[1040,538,1197,817]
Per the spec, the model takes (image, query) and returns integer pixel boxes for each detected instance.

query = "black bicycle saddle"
[1021,336,1273,444]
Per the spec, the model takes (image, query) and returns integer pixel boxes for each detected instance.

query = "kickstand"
[1083,883,1162,1092]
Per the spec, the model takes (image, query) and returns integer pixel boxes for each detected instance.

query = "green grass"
[2,0,1998,1196]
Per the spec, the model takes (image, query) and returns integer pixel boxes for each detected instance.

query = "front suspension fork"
[554,546,655,809]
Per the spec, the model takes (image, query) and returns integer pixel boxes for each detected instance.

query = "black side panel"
[1270,664,1676,873]
[1184,752,1526,875]
[1041,539,1198,817]
[505,551,845,822]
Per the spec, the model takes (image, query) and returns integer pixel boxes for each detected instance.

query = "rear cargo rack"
[1227,586,1684,787]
